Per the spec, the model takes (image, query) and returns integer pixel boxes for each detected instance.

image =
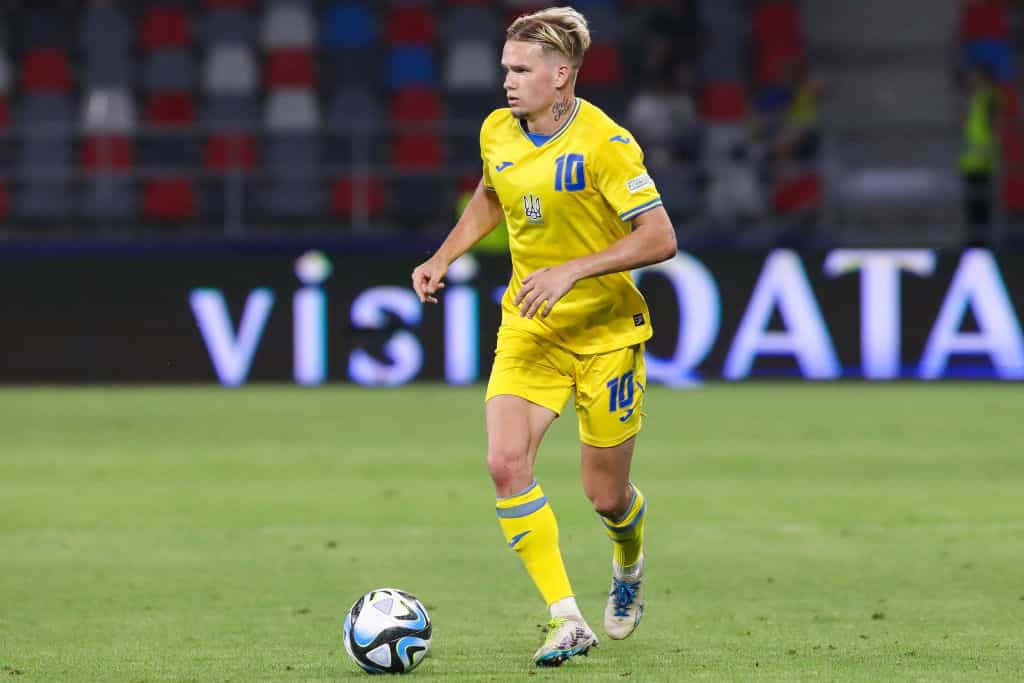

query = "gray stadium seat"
[261,2,315,48]
[143,50,195,91]
[81,87,137,134]
[203,45,258,94]
[265,89,320,131]
[202,9,254,45]
[445,41,499,91]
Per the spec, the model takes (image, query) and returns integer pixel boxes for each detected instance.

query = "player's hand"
[411,257,447,304]
[514,265,578,319]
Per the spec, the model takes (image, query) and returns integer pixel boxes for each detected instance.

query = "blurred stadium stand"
[0,1,1021,248]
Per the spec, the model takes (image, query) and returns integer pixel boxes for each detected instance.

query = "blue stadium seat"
[322,2,377,50]
[965,40,1015,82]
[388,46,436,89]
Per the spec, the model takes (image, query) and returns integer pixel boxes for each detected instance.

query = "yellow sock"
[496,481,574,606]
[601,484,646,569]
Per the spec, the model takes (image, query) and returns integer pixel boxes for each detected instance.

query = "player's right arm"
[411,179,504,304]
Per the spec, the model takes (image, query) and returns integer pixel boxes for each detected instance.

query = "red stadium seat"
[961,0,1009,41]
[699,82,748,121]
[145,92,196,126]
[144,176,196,219]
[999,84,1020,121]
[140,6,191,50]
[21,49,72,92]
[577,43,623,86]
[0,182,8,219]
[205,133,258,170]
[390,88,441,122]
[1002,129,1024,164]
[265,49,316,88]
[773,172,822,213]
[392,133,443,169]
[756,48,802,85]
[754,2,802,45]
[385,6,436,45]
[332,175,385,217]
[0,96,9,128]
[1002,171,1024,211]
[82,136,134,171]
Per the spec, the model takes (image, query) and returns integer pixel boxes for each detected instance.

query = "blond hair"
[506,6,591,71]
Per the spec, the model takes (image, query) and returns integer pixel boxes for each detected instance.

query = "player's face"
[501,41,566,120]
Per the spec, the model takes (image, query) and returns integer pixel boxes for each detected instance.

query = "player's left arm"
[515,206,676,318]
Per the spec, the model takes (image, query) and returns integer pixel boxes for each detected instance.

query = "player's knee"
[486,446,530,492]
[588,489,631,519]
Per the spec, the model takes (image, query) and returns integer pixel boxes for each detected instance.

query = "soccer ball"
[343,588,432,674]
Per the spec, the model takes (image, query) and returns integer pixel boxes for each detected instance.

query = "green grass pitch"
[2,384,1023,681]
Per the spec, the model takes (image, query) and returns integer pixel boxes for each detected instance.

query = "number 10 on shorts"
[607,370,635,419]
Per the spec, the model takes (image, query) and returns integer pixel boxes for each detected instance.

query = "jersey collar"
[514,98,581,148]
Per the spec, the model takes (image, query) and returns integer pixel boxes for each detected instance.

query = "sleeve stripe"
[619,197,663,221]
[484,184,496,191]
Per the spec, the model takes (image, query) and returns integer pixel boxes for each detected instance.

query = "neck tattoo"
[551,96,572,122]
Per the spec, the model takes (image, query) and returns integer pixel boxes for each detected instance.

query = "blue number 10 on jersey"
[554,153,585,192]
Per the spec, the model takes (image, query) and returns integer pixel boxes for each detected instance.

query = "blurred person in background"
[625,63,702,169]
[960,64,1000,247]
[411,6,676,667]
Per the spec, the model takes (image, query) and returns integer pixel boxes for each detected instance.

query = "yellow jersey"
[480,98,663,355]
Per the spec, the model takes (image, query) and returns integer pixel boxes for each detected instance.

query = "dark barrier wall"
[2,247,1023,383]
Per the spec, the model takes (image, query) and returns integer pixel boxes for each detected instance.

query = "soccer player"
[411,7,676,667]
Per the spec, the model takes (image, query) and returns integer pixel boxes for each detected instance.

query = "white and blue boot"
[604,554,644,640]
[533,616,598,667]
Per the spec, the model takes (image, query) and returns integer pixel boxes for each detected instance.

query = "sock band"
[497,496,548,518]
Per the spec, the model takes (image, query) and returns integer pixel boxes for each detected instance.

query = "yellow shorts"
[484,326,646,447]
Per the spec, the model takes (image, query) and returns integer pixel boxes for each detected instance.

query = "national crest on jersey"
[480,98,664,355]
